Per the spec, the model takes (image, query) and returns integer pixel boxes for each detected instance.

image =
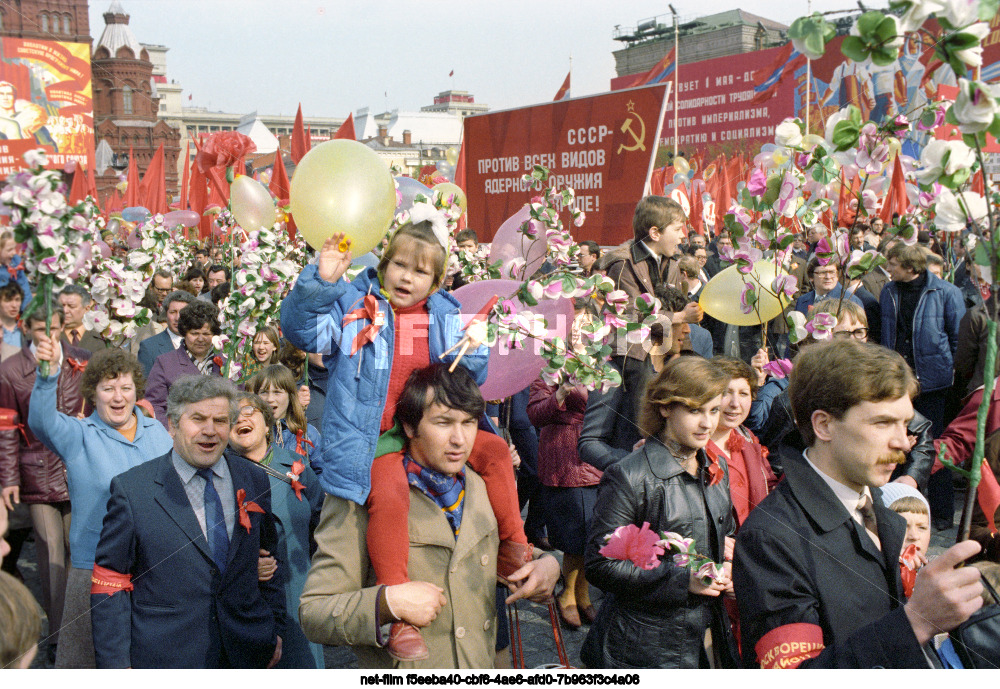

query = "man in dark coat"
[90,375,285,668]
[734,340,984,668]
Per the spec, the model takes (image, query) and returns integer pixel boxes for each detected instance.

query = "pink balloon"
[452,278,573,400]
[163,210,201,229]
[488,206,547,281]
[95,241,111,259]
[127,230,142,249]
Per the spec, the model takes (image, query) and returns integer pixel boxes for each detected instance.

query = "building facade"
[91,0,180,202]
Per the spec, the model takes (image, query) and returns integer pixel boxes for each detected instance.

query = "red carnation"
[197,131,256,173]
[599,522,664,570]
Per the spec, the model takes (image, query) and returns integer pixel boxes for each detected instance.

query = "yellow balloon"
[673,156,690,175]
[290,140,396,253]
[772,149,790,166]
[699,260,790,326]
[445,146,460,166]
[431,182,467,214]
[230,175,275,231]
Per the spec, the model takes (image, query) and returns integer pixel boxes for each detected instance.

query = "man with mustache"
[733,339,984,668]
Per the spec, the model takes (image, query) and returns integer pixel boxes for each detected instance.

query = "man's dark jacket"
[734,448,926,668]
[91,451,286,668]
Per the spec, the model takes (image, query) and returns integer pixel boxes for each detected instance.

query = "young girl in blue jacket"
[281,221,529,661]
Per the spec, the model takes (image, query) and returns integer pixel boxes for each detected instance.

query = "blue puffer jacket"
[0,255,33,309]
[281,264,488,504]
[879,271,965,393]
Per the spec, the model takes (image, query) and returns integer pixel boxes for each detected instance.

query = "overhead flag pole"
[805,0,812,134]
[670,4,679,159]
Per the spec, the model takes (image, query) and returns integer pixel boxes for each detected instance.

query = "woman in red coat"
[706,357,777,526]
[528,374,601,630]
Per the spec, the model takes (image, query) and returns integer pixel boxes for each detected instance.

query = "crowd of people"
[0,188,999,670]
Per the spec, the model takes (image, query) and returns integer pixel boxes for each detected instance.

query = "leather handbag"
[949,574,1000,669]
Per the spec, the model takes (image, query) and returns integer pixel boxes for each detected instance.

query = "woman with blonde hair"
[582,356,738,668]
[246,364,322,466]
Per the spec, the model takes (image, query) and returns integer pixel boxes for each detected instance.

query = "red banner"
[0,38,94,173]
[463,85,668,247]
[612,48,793,159]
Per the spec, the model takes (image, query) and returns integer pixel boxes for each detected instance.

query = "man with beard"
[734,339,984,668]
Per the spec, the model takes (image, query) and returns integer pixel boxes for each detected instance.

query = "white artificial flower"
[824,107,854,147]
[940,0,980,28]
[954,79,998,133]
[24,148,48,167]
[935,188,988,230]
[406,201,450,251]
[897,0,947,32]
[955,22,990,67]
[916,139,975,184]
[775,119,803,148]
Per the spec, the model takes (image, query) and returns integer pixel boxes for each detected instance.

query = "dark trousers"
[916,389,954,525]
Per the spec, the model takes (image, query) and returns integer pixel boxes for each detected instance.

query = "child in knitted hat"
[880,483,932,596]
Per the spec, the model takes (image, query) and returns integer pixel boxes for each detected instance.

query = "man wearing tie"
[734,340,985,668]
[58,285,105,354]
[90,375,285,668]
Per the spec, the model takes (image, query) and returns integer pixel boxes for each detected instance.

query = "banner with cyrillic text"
[463,84,668,247]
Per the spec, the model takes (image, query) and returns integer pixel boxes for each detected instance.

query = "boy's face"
[900,510,931,555]
[649,218,685,258]
[0,294,19,322]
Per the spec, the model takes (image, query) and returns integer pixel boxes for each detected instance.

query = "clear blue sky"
[88,0,877,118]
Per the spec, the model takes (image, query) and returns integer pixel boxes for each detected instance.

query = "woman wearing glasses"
[747,299,934,490]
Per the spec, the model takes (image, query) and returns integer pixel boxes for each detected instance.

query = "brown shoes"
[557,601,582,629]
[497,540,534,585]
[387,622,429,662]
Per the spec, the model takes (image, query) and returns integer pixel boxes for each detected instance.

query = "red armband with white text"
[755,623,825,669]
[91,564,134,596]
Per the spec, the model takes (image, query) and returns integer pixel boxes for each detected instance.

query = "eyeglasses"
[833,327,868,340]
[238,405,257,418]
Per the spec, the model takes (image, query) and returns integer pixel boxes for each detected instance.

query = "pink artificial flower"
[599,522,665,570]
[604,290,629,314]
[661,531,695,553]
[917,105,946,131]
[763,358,794,379]
[806,312,837,340]
[772,273,798,300]
[697,561,723,583]
[814,237,834,266]
[673,552,692,567]
[740,281,757,314]
[747,168,768,197]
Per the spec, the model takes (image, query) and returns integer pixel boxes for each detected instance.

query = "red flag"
[138,143,167,215]
[449,70,454,77]
[628,46,676,88]
[179,142,190,210]
[66,161,87,205]
[972,168,985,196]
[751,43,806,105]
[650,167,668,196]
[714,156,732,231]
[85,162,99,207]
[979,459,1000,533]
[106,188,123,214]
[837,170,856,228]
[879,154,909,224]
[689,182,704,236]
[123,145,140,208]
[269,150,295,239]
[333,113,355,140]
[291,104,308,164]
[553,72,571,101]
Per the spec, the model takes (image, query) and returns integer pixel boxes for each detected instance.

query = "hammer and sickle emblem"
[617,101,646,154]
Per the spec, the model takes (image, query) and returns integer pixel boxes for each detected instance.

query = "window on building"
[40,13,47,32]
[63,15,70,34]
[123,86,133,114]
[159,103,165,111]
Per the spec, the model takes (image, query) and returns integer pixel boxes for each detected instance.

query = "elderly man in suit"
[90,375,285,668]
[137,291,195,376]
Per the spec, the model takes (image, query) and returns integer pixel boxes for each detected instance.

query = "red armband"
[91,564,134,596]
[755,623,825,669]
